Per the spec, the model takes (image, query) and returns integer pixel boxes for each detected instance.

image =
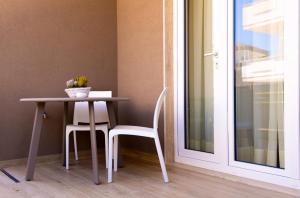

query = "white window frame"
[174,0,300,187]
[228,0,300,179]
[176,0,228,164]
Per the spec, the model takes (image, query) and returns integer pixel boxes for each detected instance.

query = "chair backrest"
[73,91,112,125]
[153,88,168,130]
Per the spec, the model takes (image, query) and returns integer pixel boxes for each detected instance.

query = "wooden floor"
[0,154,299,198]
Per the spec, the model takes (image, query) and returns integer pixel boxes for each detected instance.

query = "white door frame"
[176,0,228,164]
[227,0,300,179]
[174,0,300,184]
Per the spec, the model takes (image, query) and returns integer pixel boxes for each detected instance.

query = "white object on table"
[65,87,91,98]
[108,88,169,183]
[66,91,112,170]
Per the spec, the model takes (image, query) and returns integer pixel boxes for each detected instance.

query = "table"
[20,97,128,185]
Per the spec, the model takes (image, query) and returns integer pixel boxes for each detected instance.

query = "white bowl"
[65,87,91,98]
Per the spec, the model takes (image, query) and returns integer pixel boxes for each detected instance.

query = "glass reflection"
[234,0,284,168]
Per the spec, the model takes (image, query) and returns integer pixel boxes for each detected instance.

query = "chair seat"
[66,123,108,132]
[110,125,155,138]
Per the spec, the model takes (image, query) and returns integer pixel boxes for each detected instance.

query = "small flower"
[66,79,75,88]
[66,76,88,88]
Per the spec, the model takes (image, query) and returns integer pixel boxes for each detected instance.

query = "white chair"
[66,91,112,170]
[108,88,169,183]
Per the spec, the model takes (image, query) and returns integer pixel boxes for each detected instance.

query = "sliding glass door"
[176,0,299,179]
[177,0,228,163]
[228,0,300,178]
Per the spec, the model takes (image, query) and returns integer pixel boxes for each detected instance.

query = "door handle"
[204,52,218,57]
[204,51,220,69]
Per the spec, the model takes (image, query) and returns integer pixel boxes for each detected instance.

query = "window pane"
[185,0,214,153]
[234,0,284,168]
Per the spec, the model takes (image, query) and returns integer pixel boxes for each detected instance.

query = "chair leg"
[66,130,70,170]
[104,127,109,169]
[73,131,79,161]
[113,135,118,172]
[108,133,114,183]
[154,136,169,183]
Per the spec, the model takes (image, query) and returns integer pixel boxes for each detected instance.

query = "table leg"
[62,102,68,166]
[25,102,45,181]
[106,102,124,168]
[88,102,100,185]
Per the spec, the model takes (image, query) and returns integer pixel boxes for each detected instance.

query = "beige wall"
[0,0,117,161]
[117,0,164,153]
[0,0,168,161]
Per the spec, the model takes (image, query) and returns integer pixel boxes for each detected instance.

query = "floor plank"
[0,156,299,198]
